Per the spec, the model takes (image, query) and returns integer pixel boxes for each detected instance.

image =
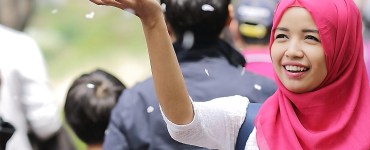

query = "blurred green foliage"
[26,1,148,149]
[28,0,147,81]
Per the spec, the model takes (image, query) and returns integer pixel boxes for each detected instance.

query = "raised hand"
[89,0,163,24]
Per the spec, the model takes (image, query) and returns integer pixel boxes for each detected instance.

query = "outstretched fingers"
[89,0,104,5]
[89,0,129,10]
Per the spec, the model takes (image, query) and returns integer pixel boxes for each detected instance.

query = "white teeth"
[285,65,307,72]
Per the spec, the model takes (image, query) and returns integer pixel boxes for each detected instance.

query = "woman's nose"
[285,39,304,58]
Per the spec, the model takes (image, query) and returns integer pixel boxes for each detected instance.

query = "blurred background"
[2,0,369,149]
[1,0,151,149]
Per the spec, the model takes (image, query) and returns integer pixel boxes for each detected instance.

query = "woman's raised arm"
[88,0,193,124]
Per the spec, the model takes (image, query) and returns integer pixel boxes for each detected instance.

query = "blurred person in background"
[0,69,16,150]
[0,24,62,150]
[0,1,75,149]
[102,0,277,149]
[229,0,278,80]
[357,0,370,83]
[64,69,126,150]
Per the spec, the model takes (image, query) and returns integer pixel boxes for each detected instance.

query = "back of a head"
[64,69,126,145]
[161,0,231,40]
[235,0,278,45]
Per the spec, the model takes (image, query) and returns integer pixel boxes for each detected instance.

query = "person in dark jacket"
[102,0,277,149]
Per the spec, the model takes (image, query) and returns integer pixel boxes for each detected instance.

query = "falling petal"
[201,4,215,12]
[51,9,58,14]
[182,31,194,50]
[147,106,154,113]
[205,68,209,76]
[254,84,262,91]
[85,11,95,19]
[86,83,95,89]
[161,3,167,12]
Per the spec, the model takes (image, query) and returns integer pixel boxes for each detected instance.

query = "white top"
[162,95,259,150]
[0,25,62,150]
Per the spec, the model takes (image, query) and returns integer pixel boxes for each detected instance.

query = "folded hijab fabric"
[255,0,370,149]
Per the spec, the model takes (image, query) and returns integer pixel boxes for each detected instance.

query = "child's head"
[234,0,277,45]
[64,69,126,145]
[269,0,365,93]
[160,0,231,41]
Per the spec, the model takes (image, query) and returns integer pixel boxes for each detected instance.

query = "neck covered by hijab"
[255,0,370,149]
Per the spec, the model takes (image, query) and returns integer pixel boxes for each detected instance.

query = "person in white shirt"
[0,24,62,150]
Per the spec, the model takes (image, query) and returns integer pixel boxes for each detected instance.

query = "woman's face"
[271,7,327,93]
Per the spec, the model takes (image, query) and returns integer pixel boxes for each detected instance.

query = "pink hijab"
[255,0,370,149]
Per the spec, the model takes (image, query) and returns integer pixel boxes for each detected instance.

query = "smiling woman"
[256,0,370,149]
[271,7,327,93]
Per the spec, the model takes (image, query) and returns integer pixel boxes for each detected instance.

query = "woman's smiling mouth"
[282,65,310,79]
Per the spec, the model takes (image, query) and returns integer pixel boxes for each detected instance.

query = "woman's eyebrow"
[276,27,289,31]
[302,29,319,33]
[276,27,319,33]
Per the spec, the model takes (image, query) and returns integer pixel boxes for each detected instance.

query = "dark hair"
[64,69,126,145]
[161,0,231,40]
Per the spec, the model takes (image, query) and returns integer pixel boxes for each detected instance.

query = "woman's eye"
[305,35,320,42]
[275,34,288,39]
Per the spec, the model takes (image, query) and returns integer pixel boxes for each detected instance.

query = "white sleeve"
[163,95,250,150]
[17,35,62,139]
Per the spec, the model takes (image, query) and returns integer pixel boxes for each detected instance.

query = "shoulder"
[109,77,157,131]
[0,25,36,44]
[0,25,40,55]
[122,78,155,99]
[244,72,275,88]
[114,77,156,112]
[238,71,277,102]
[242,70,276,88]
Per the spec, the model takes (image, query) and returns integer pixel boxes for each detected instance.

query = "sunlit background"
[25,0,152,148]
